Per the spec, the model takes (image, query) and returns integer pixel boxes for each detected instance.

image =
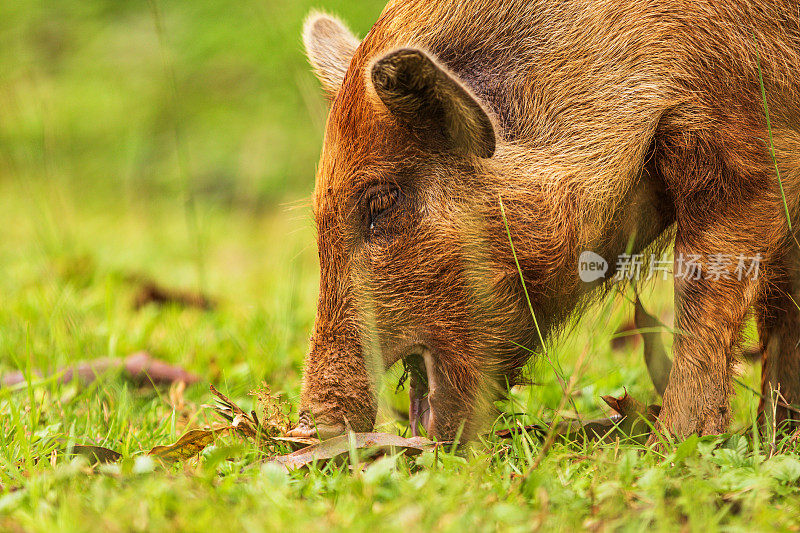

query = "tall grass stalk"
[754,37,795,238]
[149,0,208,293]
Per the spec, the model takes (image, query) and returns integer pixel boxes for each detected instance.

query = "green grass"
[2,1,800,531]
[3,180,799,533]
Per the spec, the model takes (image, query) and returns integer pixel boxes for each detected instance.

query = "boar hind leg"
[656,217,770,438]
[757,249,800,433]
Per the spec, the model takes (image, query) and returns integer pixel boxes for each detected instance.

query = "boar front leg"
[656,221,767,438]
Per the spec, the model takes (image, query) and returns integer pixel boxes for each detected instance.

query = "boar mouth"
[405,349,437,437]
[288,347,438,440]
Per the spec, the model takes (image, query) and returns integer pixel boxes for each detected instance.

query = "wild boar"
[287,0,800,441]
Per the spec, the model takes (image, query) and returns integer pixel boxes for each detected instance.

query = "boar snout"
[288,341,378,439]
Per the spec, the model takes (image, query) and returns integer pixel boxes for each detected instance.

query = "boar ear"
[370,48,496,158]
[303,12,360,99]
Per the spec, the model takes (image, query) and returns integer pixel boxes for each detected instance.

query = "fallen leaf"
[148,428,229,461]
[496,392,660,445]
[270,432,445,471]
[1,352,199,389]
[494,417,623,441]
[123,352,200,387]
[634,296,672,396]
[601,390,647,417]
[71,445,122,464]
[129,275,215,310]
[272,436,320,450]
[600,391,660,441]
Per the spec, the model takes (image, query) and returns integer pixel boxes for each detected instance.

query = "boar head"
[288,13,540,440]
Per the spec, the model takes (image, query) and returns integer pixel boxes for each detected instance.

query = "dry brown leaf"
[72,445,122,464]
[129,275,215,311]
[272,436,320,450]
[148,428,229,461]
[1,352,199,389]
[496,392,660,445]
[600,391,660,442]
[270,432,445,471]
[494,418,624,441]
[601,390,648,417]
[123,352,201,387]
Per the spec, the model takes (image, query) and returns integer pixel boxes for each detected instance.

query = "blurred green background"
[0,0,384,206]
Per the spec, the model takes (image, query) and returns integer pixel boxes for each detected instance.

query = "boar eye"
[367,187,399,231]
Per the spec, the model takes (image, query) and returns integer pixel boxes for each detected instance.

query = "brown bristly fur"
[290,0,800,441]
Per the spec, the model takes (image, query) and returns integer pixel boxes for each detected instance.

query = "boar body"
[290,0,800,440]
